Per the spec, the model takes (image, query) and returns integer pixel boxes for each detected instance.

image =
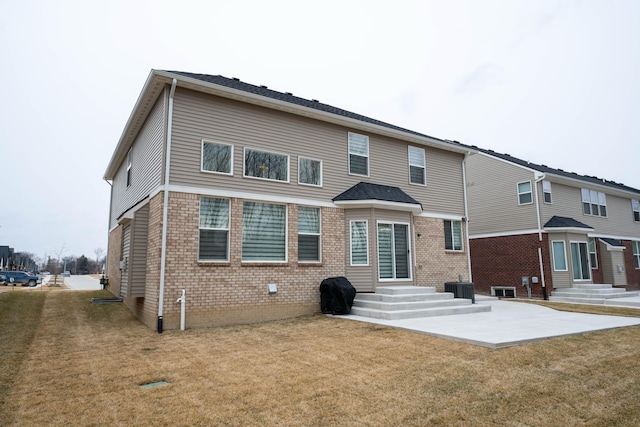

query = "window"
[581,189,607,217]
[632,199,640,222]
[444,220,463,251]
[126,149,132,187]
[570,242,591,280]
[244,149,289,182]
[542,180,552,204]
[199,197,230,261]
[202,141,233,174]
[552,241,567,271]
[348,132,369,176]
[408,146,426,185]
[588,237,598,269]
[350,221,369,265]
[633,241,640,269]
[298,157,322,186]
[242,202,287,262]
[298,207,320,262]
[518,181,532,205]
[377,223,410,280]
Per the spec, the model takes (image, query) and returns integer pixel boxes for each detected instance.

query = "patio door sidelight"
[377,223,411,280]
[570,241,591,281]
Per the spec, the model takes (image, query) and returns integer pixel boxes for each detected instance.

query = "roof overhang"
[544,226,594,234]
[598,238,626,252]
[333,199,423,215]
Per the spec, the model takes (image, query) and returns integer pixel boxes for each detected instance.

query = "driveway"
[64,275,102,291]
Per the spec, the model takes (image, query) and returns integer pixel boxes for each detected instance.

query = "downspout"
[104,178,113,275]
[158,78,178,333]
[534,174,547,299]
[462,153,472,282]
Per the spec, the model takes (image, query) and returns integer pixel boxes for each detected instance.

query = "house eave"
[544,226,594,234]
[334,199,423,215]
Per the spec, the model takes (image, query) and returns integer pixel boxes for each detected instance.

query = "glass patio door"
[377,223,411,280]
[570,241,591,280]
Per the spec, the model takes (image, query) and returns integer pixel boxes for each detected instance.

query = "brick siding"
[622,240,640,290]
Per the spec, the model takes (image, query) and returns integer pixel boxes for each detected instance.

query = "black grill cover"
[319,276,356,315]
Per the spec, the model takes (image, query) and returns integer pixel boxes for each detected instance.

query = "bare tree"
[94,248,104,273]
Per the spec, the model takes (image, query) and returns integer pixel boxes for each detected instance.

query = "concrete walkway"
[340,295,640,349]
[63,275,102,290]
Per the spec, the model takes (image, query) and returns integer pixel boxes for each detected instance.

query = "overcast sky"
[1,0,638,262]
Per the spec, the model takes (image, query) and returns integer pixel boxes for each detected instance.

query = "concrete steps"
[350,286,491,320]
[549,284,640,304]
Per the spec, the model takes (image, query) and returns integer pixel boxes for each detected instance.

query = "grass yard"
[1,290,640,426]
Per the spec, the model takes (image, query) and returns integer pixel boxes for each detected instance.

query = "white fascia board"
[597,239,625,252]
[589,232,640,242]
[543,226,594,234]
[418,211,465,221]
[333,199,423,215]
[469,229,543,239]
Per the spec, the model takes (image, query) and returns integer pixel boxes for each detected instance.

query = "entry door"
[570,241,591,281]
[377,223,411,280]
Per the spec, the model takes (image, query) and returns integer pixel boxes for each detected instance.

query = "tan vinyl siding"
[120,223,131,297]
[129,204,149,298]
[599,241,627,286]
[169,88,465,215]
[109,91,166,229]
[466,153,539,235]
[345,209,376,292]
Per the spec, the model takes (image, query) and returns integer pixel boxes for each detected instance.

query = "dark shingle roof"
[599,238,625,248]
[544,216,593,229]
[455,142,640,196]
[165,71,448,144]
[333,182,421,205]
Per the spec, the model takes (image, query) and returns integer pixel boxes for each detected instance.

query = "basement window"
[491,286,516,298]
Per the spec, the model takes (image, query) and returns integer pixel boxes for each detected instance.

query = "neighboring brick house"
[104,70,475,331]
[464,148,640,298]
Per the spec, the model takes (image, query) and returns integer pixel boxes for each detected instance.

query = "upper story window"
[202,141,233,175]
[126,149,132,187]
[298,206,321,262]
[581,189,607,217]
[244,148,289,182]
[298,157,322,187]
[348,132,369,176]
[444,220,463,251]
[517,181,532,205]
[199,197,230,262]
[632,199,640,222]
[408,146,426,185]
[542,180,552,204]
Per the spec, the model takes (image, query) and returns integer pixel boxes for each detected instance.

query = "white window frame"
[297,206,321,263]
[552,240,568,271]
[243,148,290,183]
[241,201,288,263]
[570,241,591,281]
[517,181,533,205]
[408,146,426,186]
[350,220,369,266]
[632,199,640,222]
[198,197,230,262]
[581,188,607,217]
[298,157,323,187]
[542,180,552,204]
[126,148,132,187]
[348,132,369,177]
[201,140,234,175]
[444,220,463,251]
[376,221,412,281]
[633,241,640,269]
[588,237,598,269]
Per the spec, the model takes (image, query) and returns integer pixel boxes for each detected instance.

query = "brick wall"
[106,225,122,296]
[622,240,640,290]
[469,233,552,299]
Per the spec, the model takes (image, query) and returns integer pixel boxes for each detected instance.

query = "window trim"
[542,180,552,204]
[350,220,369,266]
[581,188,607,217]
[517,181,533,205]
[243,147,290,183]
[444,220,463,251]
[198,197,230,262]
[632,241,640,269]
[298,156,323,187]
[588,237,598,270]
[241,201,288,263]
[632,199,640,222]
[376,221,412,281]
[552,240,568,271]
[348,132,370,177]
[201,140,234,176]
[408,146,426,186]
[297,206,321,263]
[570,240,591,281]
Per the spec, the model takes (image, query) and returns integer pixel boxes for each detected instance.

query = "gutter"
[462,154,472,282]
[533,174,547,298]
[158,78,177,333]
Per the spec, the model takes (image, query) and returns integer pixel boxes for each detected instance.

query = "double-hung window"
[581,189,607,217]
[350,220,369,265]
[126,149,132,187]
[552,241,567,271]
[444,220,463,251]
[199,197,230,261]
[588,237,598,269]
[633,241,640,269]
[542,180,552,204]
[242,202,287,262]
[244,148,289,182]
[202,141,233,174]
[298,157,322,186]
[348,132,369,176]
[408,146,426,185]
[632,199,640,222]
[298,207,320,262]
[517,181,532,205]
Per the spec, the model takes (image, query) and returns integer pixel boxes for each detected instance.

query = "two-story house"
[104,70,475,331]
[465,147,640,299]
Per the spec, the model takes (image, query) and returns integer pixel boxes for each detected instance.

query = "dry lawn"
[1,290,640,426]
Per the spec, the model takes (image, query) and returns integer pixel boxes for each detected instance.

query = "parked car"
[0,271,40,287]
[62,271,71,277]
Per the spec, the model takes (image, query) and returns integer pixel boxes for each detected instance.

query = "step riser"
[551,292,638,299]
[353,299,471,311]
[374,286,436,295]
[355,293,454,303]
[350,304,490,320]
